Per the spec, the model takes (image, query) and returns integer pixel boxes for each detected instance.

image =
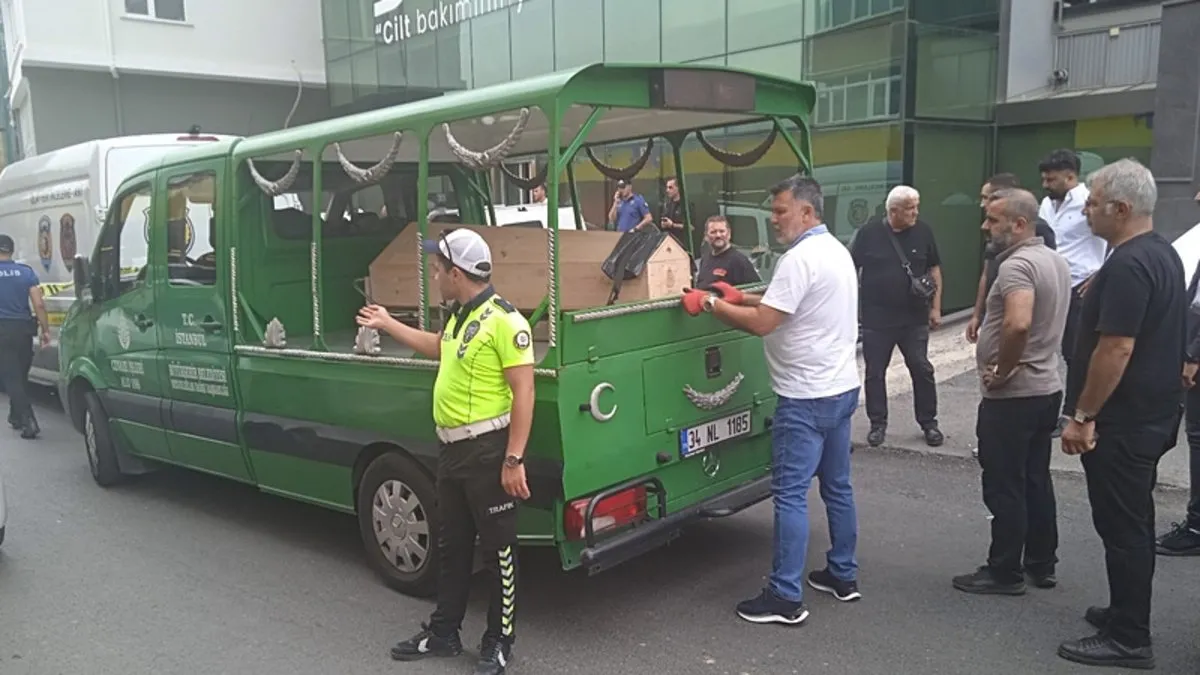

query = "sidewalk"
[850,311,1194,490]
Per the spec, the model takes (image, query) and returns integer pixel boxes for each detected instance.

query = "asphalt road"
[1,389,1199,675]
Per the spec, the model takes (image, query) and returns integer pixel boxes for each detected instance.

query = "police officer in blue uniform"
[0,234,51,439]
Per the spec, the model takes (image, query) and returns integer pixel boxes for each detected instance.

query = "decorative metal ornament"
[702,450,721,478]
[353,326,381,356]
[246,150,302,196]
[443,107,531,170]
[588,382,617,422]
[334,132,403,184]
[263,317,287,349]
[683,372,745,411]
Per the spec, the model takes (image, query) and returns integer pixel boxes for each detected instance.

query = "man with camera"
[850,185,945,448]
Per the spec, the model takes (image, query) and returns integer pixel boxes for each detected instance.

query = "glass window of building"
[555,0,604,70]
[511,0,555,79]
[812,0,905,34]
[470,11,513,87]
[662,0,727,63]
[727,42,804,82]
[727,0,808,52]
[604,0,662,63]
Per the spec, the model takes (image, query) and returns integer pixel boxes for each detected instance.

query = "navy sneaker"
[1156,521,1200,556]
[735,588,809,625]
[807,568,862,602]
[389,622,464,661]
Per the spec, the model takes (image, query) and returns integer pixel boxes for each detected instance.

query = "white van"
[0,131,238,385]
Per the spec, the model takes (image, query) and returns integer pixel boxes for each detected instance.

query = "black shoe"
[951,566,1026,595]
[20,417,39,440]
[475,637,512,675]
[735,588,809,626]
[1057,633,1155,670]
[1025,568,1057,589]
[389,623,464,661]
[867,426,886,447]
[1084,606,1112,631]
[923,425,944,447]
[806,568,862,602]
[1155,521,1200,556]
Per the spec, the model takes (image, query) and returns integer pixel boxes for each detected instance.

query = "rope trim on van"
[233,345,559,378]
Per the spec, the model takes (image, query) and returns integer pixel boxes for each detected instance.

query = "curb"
[855,441,1191,493]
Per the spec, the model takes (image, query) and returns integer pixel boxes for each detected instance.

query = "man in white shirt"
[1037,149,1107,431]
[680,174,862,626]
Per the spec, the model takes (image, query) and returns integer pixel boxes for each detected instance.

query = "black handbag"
[601,225,667,305]
[886,229,938,305]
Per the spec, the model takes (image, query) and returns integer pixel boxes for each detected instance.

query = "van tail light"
[564,486,648,541]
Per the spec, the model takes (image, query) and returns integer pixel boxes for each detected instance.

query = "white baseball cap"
[422,228,493,278]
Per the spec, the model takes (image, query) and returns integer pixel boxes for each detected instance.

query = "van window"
[162,171,217,287]
[96,185,152,299]
[726,214,761,249]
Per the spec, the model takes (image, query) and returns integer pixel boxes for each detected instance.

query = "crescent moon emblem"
[589,383,617,422]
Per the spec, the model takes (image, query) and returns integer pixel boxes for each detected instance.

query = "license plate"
[679,409,752,458]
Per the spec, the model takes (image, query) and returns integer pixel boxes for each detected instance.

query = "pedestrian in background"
[681,174,862,626]
[694,215,760,289]
[952,188,1069,596]
[851,185,945,448]
[966,173,1058,343]
[1038,149,1107,435]
[608,179,652,233]
[1155,208,1200,557]
[0,233,50,439]
[1058,159,1185,670]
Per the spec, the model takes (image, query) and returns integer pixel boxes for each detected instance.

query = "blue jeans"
[769,387,860,602]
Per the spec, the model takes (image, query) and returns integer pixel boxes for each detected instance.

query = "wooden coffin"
[366,222,692,311]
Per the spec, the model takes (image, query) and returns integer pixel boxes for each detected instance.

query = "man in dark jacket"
[1157,230,1200,557]
[967,174,1058,343]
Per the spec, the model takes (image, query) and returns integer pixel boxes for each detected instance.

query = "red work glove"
[681,288,709,316]
[709,281,745,305]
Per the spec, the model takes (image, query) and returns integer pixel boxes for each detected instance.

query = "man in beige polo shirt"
[952,188,1071,596]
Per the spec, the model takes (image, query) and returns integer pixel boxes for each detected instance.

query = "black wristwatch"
[503,455,524,468]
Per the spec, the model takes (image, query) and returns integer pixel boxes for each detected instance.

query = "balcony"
[1052,18,1160,92]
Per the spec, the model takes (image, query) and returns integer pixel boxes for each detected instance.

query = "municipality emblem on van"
[37,215,53,271]
[60,213,77,272]
[117,315,133,350]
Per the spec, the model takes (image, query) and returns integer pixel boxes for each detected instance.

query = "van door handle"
[198,316,223,333]
[133,314,154,330]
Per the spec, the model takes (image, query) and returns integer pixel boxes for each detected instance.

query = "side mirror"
[72,255,92,301]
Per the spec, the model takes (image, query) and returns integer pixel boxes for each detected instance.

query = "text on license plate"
[679,409,752,458]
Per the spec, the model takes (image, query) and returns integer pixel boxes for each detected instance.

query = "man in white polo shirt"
[1037,149,1107,432]
[680,174,862,626]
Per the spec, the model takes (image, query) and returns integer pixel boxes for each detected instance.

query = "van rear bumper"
[578,473,772,574]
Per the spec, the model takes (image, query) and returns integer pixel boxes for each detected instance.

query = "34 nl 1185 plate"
[680,409,752,458]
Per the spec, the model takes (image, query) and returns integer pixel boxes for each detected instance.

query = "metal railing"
[1054,19,1160,91]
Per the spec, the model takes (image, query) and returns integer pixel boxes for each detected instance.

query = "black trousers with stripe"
[429,427,520,644]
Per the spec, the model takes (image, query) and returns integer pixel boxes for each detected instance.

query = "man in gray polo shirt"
[953,188,1071,596]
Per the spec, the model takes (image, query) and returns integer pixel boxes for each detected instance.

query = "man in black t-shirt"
[1058,159,1185,670]
[850,185,944,448]
[658,177,689,250]
[694,215,760,289]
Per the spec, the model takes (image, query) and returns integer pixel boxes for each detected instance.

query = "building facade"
[316,0,1173,311]
[1,0,332,161]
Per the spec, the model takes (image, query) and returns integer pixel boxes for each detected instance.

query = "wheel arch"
[64,359,106,433]
[351,442,436,511]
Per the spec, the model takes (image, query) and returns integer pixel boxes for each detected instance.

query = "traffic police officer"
[357,227,535,675]
[0,234,50,439]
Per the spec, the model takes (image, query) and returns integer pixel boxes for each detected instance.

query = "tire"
[83,391,124,487]
[357,452,439,598]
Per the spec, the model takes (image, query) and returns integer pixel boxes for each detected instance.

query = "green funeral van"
[56,63,818,597]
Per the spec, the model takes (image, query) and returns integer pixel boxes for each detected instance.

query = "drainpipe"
[101,0,123,134]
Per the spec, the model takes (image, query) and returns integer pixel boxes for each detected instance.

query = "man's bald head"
[982,188,1040,250]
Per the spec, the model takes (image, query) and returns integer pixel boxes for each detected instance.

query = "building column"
[1151,0,1200,239]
